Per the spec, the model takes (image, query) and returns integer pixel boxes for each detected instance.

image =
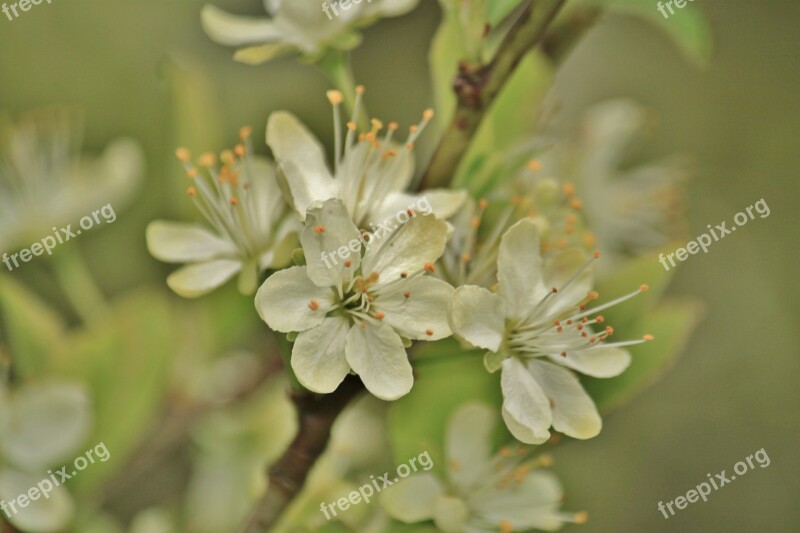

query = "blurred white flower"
[266,88,466,227]
[381,403,586,532]
[0,109,142,255]
[255,198,453,400]
[449,219,653,444]
[146,128,297,298]
[201,0,420,64]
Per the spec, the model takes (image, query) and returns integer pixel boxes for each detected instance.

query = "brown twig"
[419,0,568,191]
[241,376,364,532]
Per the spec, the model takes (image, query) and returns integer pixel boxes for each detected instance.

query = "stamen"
[308,299,319,311]
[239,126,252,140]
[425,329,434,336]
[314,225,325,234]
[175,147,191,162]
[423,262,436,272]
[528,159,542,171]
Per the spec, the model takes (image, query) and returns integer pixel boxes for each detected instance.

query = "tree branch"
[242,376,364,532]
[419,0,568,191]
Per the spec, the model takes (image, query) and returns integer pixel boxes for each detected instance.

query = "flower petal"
[345,321,413,400]
[370,189,468,224]
[548,346,631,378]
[166,259,242,298]
[527,359,601,440]
[500,358,552,444]
[377,276,454,340]
[380,473,444,523]
[446,403,495,492]
[291,316,351,393]
[449,285,505,351]
[201,5,283,46]
[434,496,471,533]
[497,219,549,319]
[146,221,237,263]
[0,468,74,532]
[266,111,336,219]
[301,199,361,288]
[254,265,335,332]
[361,213,448,283]
[473,470,566,531]
[233,42,294,64]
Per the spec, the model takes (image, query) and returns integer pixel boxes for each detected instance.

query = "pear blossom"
[381,403,586,532]
[147,128,297,298]
[266,87,466,228]
[449,219,653,444]
[0,109,142,255]
[201,0,421,64]
[255,198,453,400]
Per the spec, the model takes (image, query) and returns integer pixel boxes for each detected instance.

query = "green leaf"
[0,276,66,378]
[388,340,503,473]
[582,299,702,413]
[574,0,712,65]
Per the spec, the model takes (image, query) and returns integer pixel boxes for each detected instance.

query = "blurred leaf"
[429,3,463,128]
[0,276,66,378]
[388,340,502,474]
[582,299,702,413]
[51,288,179,495]
[1,382,91,470]
[573,0,712,65]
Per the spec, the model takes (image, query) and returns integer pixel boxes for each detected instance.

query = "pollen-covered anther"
[595,315,605,323]
[570,198,583,210]
[556,326,563,333]
[499,447,513,458]
[563,182,576,197]
[551,287,558,294]
[422,108,434,121]
[575,512,589,525]
[229,196,239,206]
[605,326,614,335]
[403,291,411,299]
[186,168,198,178]
[462,253,471,263]
[423,262,436,273]
[368,272,380,283]
[470,216,480,228]
[308,299,320,311]
[400,272,408,278]
[643,334,655,341]
[640,284,650,292]
[326,90,344,106]
[220,150,235,166]
[198,152,216,167]
[374,312,385,320]
[388,121,398,131]
[175,147,191,162]
[314,225,325,234]
[344,260,352,267]
[588,291,600,300]
[500,519,513,533]
[355,85,365,95]
[528,159,542,172]
[407,208,415,217]
[234,144,246,157]
[381,149,397,159]
[425,329,434,336]
[347,121,357,131]
[478,198,489,209]
[186,186,197,197]
[239,126,252,140]
[560,351,567,357]
[405,142,414,151]
[593,251,601,259]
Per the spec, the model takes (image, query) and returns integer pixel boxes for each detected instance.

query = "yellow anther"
[422,108,434,121]
[528,159,542,171]
[326,90,344,105]
[355,85,365,95]
[198,152,216,167]
[239,126,252,140]
[175,147,191,162]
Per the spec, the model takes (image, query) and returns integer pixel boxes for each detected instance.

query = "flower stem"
[50,247,109,325]
[241,376,364,532]
[418,0,568,191]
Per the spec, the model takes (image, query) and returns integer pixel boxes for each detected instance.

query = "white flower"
[255,198,454,400]
[266,88,466,227]
[201,0,420,64]
[147,128,297,298]
[449,219,653,444]
[0,109,142,255]
[534,100,686,261]
[381,403,586,532]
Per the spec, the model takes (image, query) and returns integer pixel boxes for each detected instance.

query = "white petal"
[166,259,242,298]
[291,317,350,393]
[266,111,336,219]
[446,403,495,492]
[500,358,551,444]
[201,5,283,46]
[361,213,448,283]
[434,496,471,533]
[541,248,594,318]
[370,189,468,224]
[255,266,335,333]
[301,199,361,288]
[345,322,412,400]
[497,219,548,319]
[473,470,566,531]
[376,276,454,340]
[146,221,237,263]
[547,346,631,378]
[527,359,601,440]
[0,468,74,532]
[380,473,444,523]
[233,42,294,64]
[449,286,505,351]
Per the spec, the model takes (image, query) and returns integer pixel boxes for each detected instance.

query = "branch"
[541,6,600,64]
[419,0,568,191]
[242,376,364,532]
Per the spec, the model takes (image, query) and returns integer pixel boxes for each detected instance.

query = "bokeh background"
[0,0,797,531]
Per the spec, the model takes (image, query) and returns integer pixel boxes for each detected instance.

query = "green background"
[0,0,797,531]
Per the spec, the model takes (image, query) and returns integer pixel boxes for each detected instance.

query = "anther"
[400,272,408,278]
[563,182,576,197]
[423,262,436,272]
[344,260,352,267]
[234,144,246,157]
[314,225,325,234]
[425,329,434,336]
[229,196,239,206]
[403,291,411,298]
[374,312,385,320]
[422,109,434,121]
[198,152,216,167]
[570,198,583,210]
[643,334,655,341]
[175,147,191,162]
[640,284,650,292]
[308,299,319,311]
[479,198,489,209]
[186,186,197,197]
[326,90,343,105]
[355,85,365,95]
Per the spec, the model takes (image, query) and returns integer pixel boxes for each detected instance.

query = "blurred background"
[0,0,797,531]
